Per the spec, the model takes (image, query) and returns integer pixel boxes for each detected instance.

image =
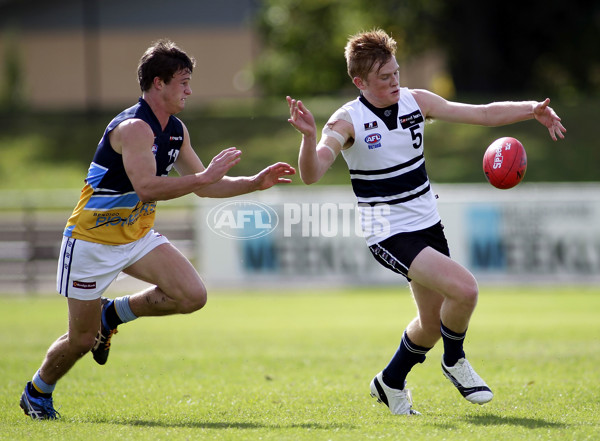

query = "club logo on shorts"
[73,280,97,289]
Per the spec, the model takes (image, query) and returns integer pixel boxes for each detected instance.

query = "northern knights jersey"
[63,98,184,245]
[340,89,440,245]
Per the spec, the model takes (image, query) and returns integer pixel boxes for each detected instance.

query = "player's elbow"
[300,176,315,185]
[299,169,322,185]
[300,175,319,185]
[137,190,156,204]
[134,182,160,203]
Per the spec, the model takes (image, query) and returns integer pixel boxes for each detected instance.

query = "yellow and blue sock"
[31,370,55,398]
[103,296,137,330]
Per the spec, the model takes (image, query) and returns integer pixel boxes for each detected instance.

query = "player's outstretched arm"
[185,154,296,198]
[192,162,295,198]
[119,120,242,202]
[173,123,295,198]
[414,90,566,141]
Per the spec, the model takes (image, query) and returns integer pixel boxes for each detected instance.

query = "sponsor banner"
[197,187,399,287]
[197,184,600,287]
[436,184,600,281]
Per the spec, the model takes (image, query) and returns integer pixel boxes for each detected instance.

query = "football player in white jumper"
[287,28,565,415]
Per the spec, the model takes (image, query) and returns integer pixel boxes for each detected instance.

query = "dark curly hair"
[137,39,196,92]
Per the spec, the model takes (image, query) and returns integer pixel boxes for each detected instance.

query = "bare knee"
[443,272,479,307]
[68,331,97,356]
[457,277,479,308]
[178,286,208,314]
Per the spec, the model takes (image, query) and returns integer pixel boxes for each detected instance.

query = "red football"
[483,137,527,189]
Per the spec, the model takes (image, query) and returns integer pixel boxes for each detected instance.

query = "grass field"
[1,286,598,440]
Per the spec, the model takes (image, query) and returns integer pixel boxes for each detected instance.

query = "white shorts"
[56,230,170,301]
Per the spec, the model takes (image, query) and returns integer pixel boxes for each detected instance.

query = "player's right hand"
[287,96,317,138]
[200,147,242,184]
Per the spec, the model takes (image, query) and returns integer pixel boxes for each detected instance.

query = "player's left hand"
[534,98,566,141]
[253,162,296,190]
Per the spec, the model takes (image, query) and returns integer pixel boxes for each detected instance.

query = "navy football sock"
[382,331,430,390]
[103,300,121,330]
[441,321,466,367]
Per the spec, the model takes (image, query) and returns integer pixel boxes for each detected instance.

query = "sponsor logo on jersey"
[365,133,382,149]
[170,136,183,141]
[364,121,378,130]
[399,110,424,129]
[151,144,158,155]
[90,202,157,229]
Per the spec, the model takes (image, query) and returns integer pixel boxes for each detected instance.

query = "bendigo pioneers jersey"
[63,98,184,245]
[340,88,440,245]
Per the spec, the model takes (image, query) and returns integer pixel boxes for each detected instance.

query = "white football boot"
[441,357,494,404]
[370,371,420,415]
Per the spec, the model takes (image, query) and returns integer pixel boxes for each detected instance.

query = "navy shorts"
[368,221,450,281]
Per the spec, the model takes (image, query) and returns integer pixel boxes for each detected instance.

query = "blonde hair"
[344,29,397,80]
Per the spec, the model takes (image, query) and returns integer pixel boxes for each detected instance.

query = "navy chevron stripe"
[350,162,428,198]
[348,154,424,176]
[357,184,431,207]
[59,238,76,298]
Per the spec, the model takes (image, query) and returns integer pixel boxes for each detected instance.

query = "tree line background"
[0,0,598,189]
[254,0,599,99]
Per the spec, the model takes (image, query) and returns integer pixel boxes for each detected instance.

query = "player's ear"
[153,76,164,90]
[353,76,366,90]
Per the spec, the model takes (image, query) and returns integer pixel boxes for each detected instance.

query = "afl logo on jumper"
[365,133,382,149]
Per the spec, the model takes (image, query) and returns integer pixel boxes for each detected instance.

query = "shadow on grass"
[464,414,567,429]
[95,418,354,431]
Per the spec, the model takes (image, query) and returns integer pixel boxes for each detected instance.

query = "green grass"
[1,286,599,440]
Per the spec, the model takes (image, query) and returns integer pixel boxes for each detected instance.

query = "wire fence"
[0,190,196,295]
